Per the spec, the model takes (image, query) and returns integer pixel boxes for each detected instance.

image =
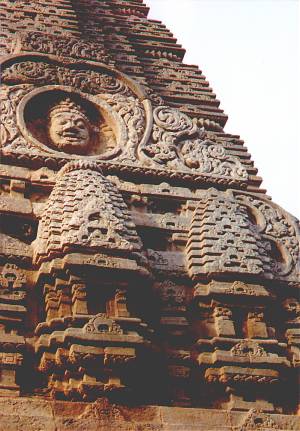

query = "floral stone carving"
[142,105,248,181]
[12,31,112,64]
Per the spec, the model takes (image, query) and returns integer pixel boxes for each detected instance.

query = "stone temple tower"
[0,1,299,429]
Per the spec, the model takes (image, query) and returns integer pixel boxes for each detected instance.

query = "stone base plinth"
[0,397,298,431]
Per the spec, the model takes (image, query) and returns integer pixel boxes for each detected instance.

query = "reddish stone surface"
[0,0,299,428]
[0,397,299,430]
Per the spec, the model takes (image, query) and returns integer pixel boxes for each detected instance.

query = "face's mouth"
[64,137,80,141]
[50,127,89,149]
[62,131,79,137]
[59,133,84,142]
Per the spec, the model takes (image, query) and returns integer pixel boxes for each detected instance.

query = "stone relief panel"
[0,54,148,163]
[0,54,251,188]
[12,31,113,65]
[154,280,188,313]
[20,89,120,157]
[142,106,248,182]
[0,263,27,329]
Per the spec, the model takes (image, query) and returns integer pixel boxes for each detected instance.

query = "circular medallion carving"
[17,86,126,158]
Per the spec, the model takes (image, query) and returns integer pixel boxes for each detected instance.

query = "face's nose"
[62,122,81,135]
[63,119,76,130]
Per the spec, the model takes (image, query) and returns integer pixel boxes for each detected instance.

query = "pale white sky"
[146,0,300,218]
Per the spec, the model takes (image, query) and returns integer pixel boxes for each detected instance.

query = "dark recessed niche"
[137,227,171,251]
[0,214,37,244]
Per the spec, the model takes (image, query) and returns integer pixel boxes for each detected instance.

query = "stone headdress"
[47,98,99,134]
[48,98,90,123]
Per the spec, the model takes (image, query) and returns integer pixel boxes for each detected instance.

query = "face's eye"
[56,118,68,126]
[75,119,87,129]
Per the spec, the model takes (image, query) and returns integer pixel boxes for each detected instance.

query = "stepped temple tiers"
[0,1,299,429]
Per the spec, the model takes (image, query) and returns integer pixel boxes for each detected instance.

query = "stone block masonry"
[0,0,299,429]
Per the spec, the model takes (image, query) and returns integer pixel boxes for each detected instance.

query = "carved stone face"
[48,110,91,153]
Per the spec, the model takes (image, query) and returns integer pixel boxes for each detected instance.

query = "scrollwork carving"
[144,141,177,164]
[0,84,34,147]
[1,60,133,97]
[181,138,248,180]
[235,193,300,276]
[143,105,248,181]
[13,32,112,64]
[230,340,268,358]
[0,56,152,164]
[2,61,57,84]
[84,314,123,335]
[153,106,197,137]
[1,56,252,187]
[99,93,146,158]
[145,106,198,165]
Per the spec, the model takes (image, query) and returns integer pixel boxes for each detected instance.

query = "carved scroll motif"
[12,32,112,64]
[0,84,35,149]
[1,61,133,96]
[235,192,300,276]
[99,93,146,160]
[143,106,248,181]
